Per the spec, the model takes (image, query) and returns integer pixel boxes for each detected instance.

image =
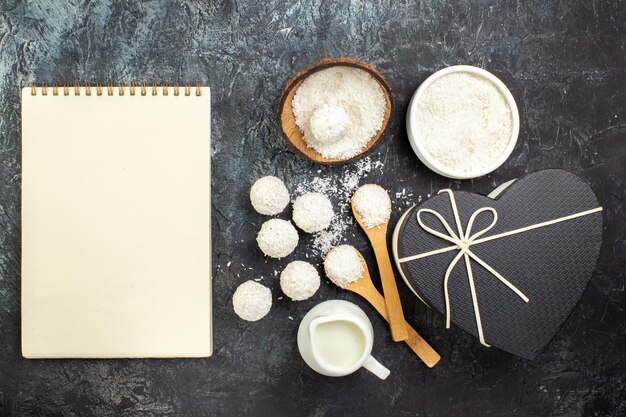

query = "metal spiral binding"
[30,82,202,96]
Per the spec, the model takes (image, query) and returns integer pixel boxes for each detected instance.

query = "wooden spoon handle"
[351,282,441,368]
[370,232,409,342]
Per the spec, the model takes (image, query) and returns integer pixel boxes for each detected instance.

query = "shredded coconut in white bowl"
[233,280,272,322]
[280,261,320,301]
[256,219,299,259]
[415,72,512,174]
[292,66,386,160]
[352,184,391,229]
[323,245,364,288]
[250,176,290,215]
[292,192,334,233]
[407,66,519,179]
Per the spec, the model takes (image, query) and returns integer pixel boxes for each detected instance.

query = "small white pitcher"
[297,300,390,380]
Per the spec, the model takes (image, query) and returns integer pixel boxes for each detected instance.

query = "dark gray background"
[0,1,624,416]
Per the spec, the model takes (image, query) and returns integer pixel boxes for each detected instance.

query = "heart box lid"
[392,169,603,359]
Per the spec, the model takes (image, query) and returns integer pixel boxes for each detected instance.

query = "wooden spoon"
[278,57,393,164]
[325,247,441,368]
[352,187,408,342]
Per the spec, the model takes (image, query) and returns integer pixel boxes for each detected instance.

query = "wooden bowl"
[278,58,393,165]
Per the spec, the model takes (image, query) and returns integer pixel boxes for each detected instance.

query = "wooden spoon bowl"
[278,58,393,164]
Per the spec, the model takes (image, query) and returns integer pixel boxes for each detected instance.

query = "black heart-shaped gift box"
[392,169,603,359]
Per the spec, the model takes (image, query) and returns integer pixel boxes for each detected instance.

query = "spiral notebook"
[21,83,212,358]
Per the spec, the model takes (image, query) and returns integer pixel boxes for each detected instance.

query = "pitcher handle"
[362,355,390,380]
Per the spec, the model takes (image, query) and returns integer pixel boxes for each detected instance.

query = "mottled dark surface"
[0,1,624,416]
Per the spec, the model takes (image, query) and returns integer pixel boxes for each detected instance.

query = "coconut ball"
[324,245,364,288]
[352,184,391,229]
[232,280,272,322]
[292,192,334,233]
[280,261,321,301]
[256,219,299,258]
[309,104,351,144]
[250,176,290,216]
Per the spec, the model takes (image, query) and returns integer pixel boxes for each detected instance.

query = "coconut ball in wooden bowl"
[278,58,393,164]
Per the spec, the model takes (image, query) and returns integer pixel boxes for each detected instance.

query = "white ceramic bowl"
[406,65,520,179]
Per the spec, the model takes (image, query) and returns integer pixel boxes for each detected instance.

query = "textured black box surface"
[396,170,603,359]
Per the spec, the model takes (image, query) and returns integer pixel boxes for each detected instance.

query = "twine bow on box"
[398,189,603,347]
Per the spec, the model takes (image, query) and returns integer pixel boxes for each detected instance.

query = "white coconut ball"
[309,104,351,144]
[256,219,299,258]
[292,192,334,233]
[324,245,364,288]
[352,184,391,229]
[280,261,321,301]
[250,176,290,215]
[232,280,272,322]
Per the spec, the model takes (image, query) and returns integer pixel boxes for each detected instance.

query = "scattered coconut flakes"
[394,188,415,210]
[293,156,384,256]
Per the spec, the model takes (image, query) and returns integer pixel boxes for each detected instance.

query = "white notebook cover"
[21,86,212,358]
